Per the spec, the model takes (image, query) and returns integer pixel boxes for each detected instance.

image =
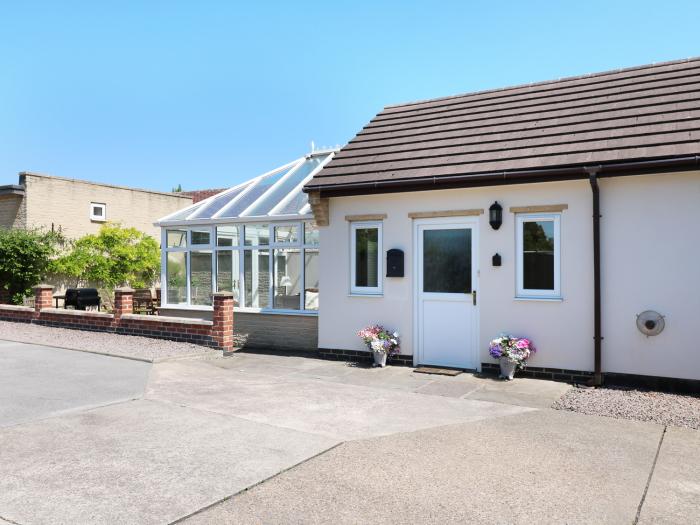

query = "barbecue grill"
[64,288,101,310]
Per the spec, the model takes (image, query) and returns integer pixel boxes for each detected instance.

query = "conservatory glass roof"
[156,149,336,225]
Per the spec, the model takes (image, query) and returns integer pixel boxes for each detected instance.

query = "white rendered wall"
[318,171,700,381]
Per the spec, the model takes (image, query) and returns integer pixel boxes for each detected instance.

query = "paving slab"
[0,399,336,525]
[0,340,150,427]
[464,376,572,408]
[186,409,663,525]
[147,360,534,440]
[638,426,700,524]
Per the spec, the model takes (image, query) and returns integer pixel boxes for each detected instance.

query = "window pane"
[355,227,378,288]
[304,249,319,310]
[274,225,299,243]
[166,252,187,303]
[273,249,301,310]
[166,230,187,248]
[244,224,269,246]
[523,220,555,290]
[423,229,471,293]
[191,229,211,245]
[217,226,239,247]
[244,249,270,308]
[216,251,240,306]
[190,251,213,305]
[304,223,319,245]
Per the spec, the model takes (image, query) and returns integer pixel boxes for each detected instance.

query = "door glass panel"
[522,220,555,290]
[244,249,270,308]
[423,228,471,293]
[273,249,301,310]
[216,250,240,306]
[190,251,213,305]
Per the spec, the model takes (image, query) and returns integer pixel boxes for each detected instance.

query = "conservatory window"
[245,224,269,246]
[274,224,299,243]
[304,249,319,310]
[273,248,301,310]
[351,222,382,295]
[216,226,239,247]
[216,250,240,306]
[244,249,270,308]
[166,252,187,304]
[304,223,319,245]
[191,229,211,245]
[190,251,213,306]
[516,213,561,298]
[167,230,187,248]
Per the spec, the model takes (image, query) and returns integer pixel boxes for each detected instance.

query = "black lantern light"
[489,201,503,230]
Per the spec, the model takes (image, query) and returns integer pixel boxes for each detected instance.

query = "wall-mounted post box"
[386,249,404,277]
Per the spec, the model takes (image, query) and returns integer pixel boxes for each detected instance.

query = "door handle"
[472,290,477,306]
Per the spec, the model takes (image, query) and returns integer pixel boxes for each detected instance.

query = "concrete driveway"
[0,339,697,524]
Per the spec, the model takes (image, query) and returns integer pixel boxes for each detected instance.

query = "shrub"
[0,228,63,304]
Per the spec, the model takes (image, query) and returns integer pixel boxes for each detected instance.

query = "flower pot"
[373,351,388,368]
[499,357,517,380]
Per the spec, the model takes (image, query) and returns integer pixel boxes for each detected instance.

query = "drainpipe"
[587,168,603,386]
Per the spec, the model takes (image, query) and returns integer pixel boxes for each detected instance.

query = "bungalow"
[304,57,700,386]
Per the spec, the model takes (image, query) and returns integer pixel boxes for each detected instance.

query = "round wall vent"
[636,310,665,336]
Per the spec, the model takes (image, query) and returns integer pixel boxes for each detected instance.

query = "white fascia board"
[269,151,335,216]
[157,213,314,228]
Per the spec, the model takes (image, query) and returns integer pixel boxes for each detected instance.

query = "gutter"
[305,155,700,197]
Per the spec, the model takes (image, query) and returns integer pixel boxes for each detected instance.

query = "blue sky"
[1,1,699,192]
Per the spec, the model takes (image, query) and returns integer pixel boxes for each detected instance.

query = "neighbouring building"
[155,149,335,351]
[0,172,193,239]
[303,57,700,386]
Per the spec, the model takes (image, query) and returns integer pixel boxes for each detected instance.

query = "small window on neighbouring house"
[516,213,561,298]
[90,202,106,221]
[350,221,382,295]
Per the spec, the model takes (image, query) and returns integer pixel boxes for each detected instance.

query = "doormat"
[414,367,463,376]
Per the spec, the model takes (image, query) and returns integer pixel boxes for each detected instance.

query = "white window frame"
[515,213,561,299]
[350,221,383,296]
[161,222,319,314]
[90,202,106,222]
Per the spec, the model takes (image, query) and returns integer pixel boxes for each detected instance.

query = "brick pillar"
[212,292,234,354]
[33,284,54,314]
[155,287,162,307]
[113,287,134,322]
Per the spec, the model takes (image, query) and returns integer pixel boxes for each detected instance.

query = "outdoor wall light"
[489,201,503,230]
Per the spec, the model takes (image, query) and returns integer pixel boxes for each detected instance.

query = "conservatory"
[154,149,336,317]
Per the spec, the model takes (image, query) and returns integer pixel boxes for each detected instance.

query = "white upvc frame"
[90,202,107,222]
[160,222,319,315]
[515,212,561,299]
[350,221,383,296]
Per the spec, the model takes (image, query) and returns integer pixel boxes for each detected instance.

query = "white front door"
[415,218,478,369]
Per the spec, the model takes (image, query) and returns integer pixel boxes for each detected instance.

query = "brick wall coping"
[121,313,213,326]
[0,304,34,312]
[33,284,55,290]
[41,308,114,319]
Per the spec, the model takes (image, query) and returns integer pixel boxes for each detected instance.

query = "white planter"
[373,351,388,367]
[499,357,517,380]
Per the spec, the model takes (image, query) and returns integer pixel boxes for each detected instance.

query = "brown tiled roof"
[307,58,700,194]
[179,188,227,203]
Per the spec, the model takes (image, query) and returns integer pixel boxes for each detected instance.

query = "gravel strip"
[552,385,700,430]
[0,320,218,361]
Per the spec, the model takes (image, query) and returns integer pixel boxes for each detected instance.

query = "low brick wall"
[236,312,318,352]
[117,314,214,347]
[0,285,234,351]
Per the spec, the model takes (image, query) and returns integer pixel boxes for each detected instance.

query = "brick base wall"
[35,309,115,332]
[480,363,594,383]
[318,348,414,367]
[0,305,34,323]
[117,314,215,347]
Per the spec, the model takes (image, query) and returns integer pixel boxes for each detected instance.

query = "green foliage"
[51,223,160,290]
[0,228,63,304]
[172,184,182,192]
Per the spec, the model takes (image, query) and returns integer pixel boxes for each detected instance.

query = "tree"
[172,184,182,192]
[51,223,160,294]
[0,228,63,304]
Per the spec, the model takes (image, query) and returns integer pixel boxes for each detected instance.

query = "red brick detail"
[33,285,54,314]
[212,292,234,352]
[0,306,34,323]
[113,288,134,322]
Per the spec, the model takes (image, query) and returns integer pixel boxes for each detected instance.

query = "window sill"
[348,293,384,298]
[161,304,214,311]
[236,307,318,316]
[514,296,563,302]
